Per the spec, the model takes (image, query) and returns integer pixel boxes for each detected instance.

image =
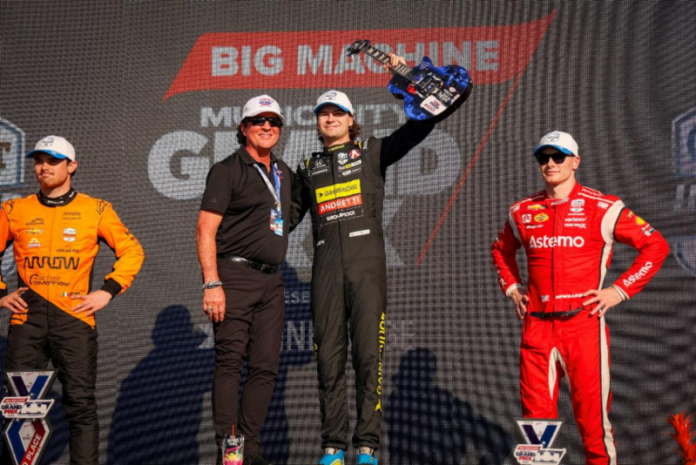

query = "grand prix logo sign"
[2,371,56,465]
[150,14,556,268]
[514,419,566,464]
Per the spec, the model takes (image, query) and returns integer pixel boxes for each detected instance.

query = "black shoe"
[244,454,270,465]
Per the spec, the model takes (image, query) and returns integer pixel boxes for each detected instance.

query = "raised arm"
[378,119,437,175]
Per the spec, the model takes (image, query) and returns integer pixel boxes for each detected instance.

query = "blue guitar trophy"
[346,39,472,122]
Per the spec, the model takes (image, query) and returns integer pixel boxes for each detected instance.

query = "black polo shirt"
[200,147,292,266]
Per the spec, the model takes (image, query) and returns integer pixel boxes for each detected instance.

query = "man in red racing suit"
[491,131,669,465]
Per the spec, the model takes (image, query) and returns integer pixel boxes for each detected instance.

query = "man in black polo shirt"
[196,95,292,465]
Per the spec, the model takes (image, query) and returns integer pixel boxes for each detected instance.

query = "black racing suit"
[291,119,436,451]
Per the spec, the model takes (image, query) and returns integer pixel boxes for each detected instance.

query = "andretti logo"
[318,194,363,215]
[529,235,585,249]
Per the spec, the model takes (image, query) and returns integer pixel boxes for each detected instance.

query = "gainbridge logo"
[148,14,556,269]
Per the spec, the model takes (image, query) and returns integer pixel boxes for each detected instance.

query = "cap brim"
[533,144,574,156]
[27,150,70,160]
[243,109,284,122]
[313,102,352,115]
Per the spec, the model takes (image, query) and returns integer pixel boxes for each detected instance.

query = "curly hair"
[236,124,247,145]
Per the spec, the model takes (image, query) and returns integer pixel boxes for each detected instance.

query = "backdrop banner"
[1,1,695,464]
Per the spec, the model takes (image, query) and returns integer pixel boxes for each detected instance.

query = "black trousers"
[2,297,99,465]
[312,262,387,451]
[213,259,285,458]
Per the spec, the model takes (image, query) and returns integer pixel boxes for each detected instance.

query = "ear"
[68,160,78,174]
[240,123,248,137]
[573,156,581,170]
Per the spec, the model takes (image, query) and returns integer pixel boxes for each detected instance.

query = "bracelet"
[202,280,223,290]
[612,284,629,301]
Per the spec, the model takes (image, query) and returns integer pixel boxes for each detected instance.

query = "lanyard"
[253,163,282,212]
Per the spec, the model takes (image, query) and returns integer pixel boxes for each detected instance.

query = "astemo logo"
[529,235,585,249]
[623,261,653,287]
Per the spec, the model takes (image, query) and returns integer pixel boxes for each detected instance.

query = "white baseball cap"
[241,95,284,122]
[534,131,579,156]
[314,90,354,115]
[27,135,76,161]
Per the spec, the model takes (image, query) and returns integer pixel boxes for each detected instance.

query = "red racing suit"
[491,183,669,465]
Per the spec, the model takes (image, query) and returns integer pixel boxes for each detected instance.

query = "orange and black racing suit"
[0,189,144,465]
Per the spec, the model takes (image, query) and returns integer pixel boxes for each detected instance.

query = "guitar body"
[387,56,471,121]
[346,40,472,121]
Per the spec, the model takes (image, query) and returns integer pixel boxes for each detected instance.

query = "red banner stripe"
[164,14,555,100]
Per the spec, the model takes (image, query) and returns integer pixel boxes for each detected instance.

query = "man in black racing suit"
[291,64,469,465]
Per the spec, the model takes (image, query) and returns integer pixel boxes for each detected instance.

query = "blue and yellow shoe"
[357,452,378,465]
[318,448,345,465]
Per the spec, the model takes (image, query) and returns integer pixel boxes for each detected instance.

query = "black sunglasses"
[245,116,283,128]
[535,152,572,165]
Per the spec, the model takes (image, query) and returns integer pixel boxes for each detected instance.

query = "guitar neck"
[358,44,413,79]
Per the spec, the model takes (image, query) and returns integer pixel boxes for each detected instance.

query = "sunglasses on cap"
[535,152,572,165]
[245,116,283,128]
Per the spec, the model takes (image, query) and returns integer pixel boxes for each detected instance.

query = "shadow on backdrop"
[0,334,69,464]
[386,348,514,465]
[107,305,215,465]
[107,266,313,465]
[260,264,314,465]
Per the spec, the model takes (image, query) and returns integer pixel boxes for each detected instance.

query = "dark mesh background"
[1,1,695,464]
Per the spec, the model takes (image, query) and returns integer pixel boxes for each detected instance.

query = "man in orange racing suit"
[0,135,144,465]
[491,131,669,465]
